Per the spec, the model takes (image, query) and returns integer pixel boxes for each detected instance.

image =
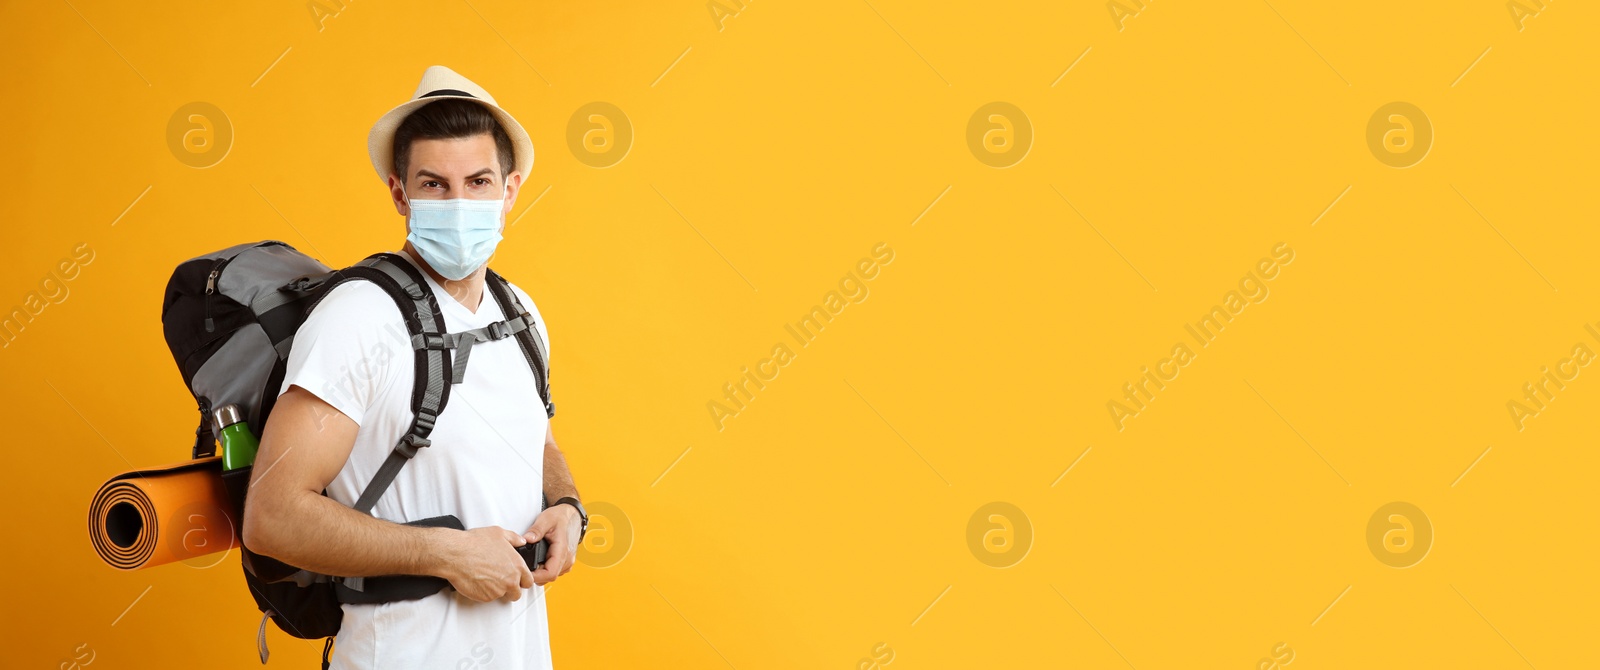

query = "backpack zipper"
[203,266,221,332]
[201,243,285,333]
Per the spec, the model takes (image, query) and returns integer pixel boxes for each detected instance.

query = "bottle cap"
[212,404,245,432]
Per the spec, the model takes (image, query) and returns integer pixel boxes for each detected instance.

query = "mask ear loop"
[484,174,512,270]
[497,174,512,228]
[399,178,416,233]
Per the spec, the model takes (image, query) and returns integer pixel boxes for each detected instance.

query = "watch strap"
[552,496,587,542]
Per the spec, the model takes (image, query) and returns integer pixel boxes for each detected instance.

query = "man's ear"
[503,171,523,215]
[388,174,409,216]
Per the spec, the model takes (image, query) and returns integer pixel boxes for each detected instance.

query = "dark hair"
[392,98,515,183]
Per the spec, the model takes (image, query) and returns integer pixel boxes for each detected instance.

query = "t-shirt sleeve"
[278,281,408,427]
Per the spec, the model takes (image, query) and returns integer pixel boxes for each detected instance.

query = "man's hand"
[523,504,581,585]
[436,526,535,602]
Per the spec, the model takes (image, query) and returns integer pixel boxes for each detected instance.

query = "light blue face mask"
[403,180,508,281]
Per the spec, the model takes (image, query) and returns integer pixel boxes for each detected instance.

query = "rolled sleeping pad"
[88,456,239,570]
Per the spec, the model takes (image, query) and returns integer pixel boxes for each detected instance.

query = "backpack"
[160,240,554,668]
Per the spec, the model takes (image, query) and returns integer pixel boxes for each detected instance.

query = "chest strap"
[409,312,534,384]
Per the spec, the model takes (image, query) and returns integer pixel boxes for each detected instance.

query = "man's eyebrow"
[414,168,498,181]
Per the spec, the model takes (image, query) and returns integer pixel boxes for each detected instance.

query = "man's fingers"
[531,562,556,585]
[523,508,582,585]
[502,528,527,546]
[546,538,573,577]
[550,528,578,574]
[520,564,535,589]
[523,518,553,543]
[502,565,529,602]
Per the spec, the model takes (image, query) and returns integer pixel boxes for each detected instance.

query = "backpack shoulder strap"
[484,268,554,418]
[311,253,454,516]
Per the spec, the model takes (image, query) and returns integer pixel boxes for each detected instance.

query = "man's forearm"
[246,489,450,578]
[543,436,579,502]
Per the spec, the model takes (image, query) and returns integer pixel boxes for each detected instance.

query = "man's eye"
[423,181,440,189]
[475,178,490,186]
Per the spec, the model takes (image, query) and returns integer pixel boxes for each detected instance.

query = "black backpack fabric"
[160,240,553,666]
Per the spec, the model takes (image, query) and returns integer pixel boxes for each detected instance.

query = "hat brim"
[367,95,535,185]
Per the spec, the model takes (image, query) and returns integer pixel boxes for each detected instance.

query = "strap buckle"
[411,333,449,350]
[397,432,432,458]
[413,408,437,433]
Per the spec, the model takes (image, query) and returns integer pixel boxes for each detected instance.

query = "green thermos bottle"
[213,404,260,470]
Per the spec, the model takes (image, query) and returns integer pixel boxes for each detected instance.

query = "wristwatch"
[551,496,588,542]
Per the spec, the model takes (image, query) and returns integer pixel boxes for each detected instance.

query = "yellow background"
[2,0,1596,667]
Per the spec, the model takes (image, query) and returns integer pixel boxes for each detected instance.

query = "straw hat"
[366,65,534,184]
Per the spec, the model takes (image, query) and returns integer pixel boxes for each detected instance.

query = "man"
[242,66,584,670]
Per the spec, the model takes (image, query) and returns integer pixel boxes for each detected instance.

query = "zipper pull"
[204,267,220,332]
[257,610,272,664]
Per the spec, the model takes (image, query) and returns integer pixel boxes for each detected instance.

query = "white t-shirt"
[278,248,554,670]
